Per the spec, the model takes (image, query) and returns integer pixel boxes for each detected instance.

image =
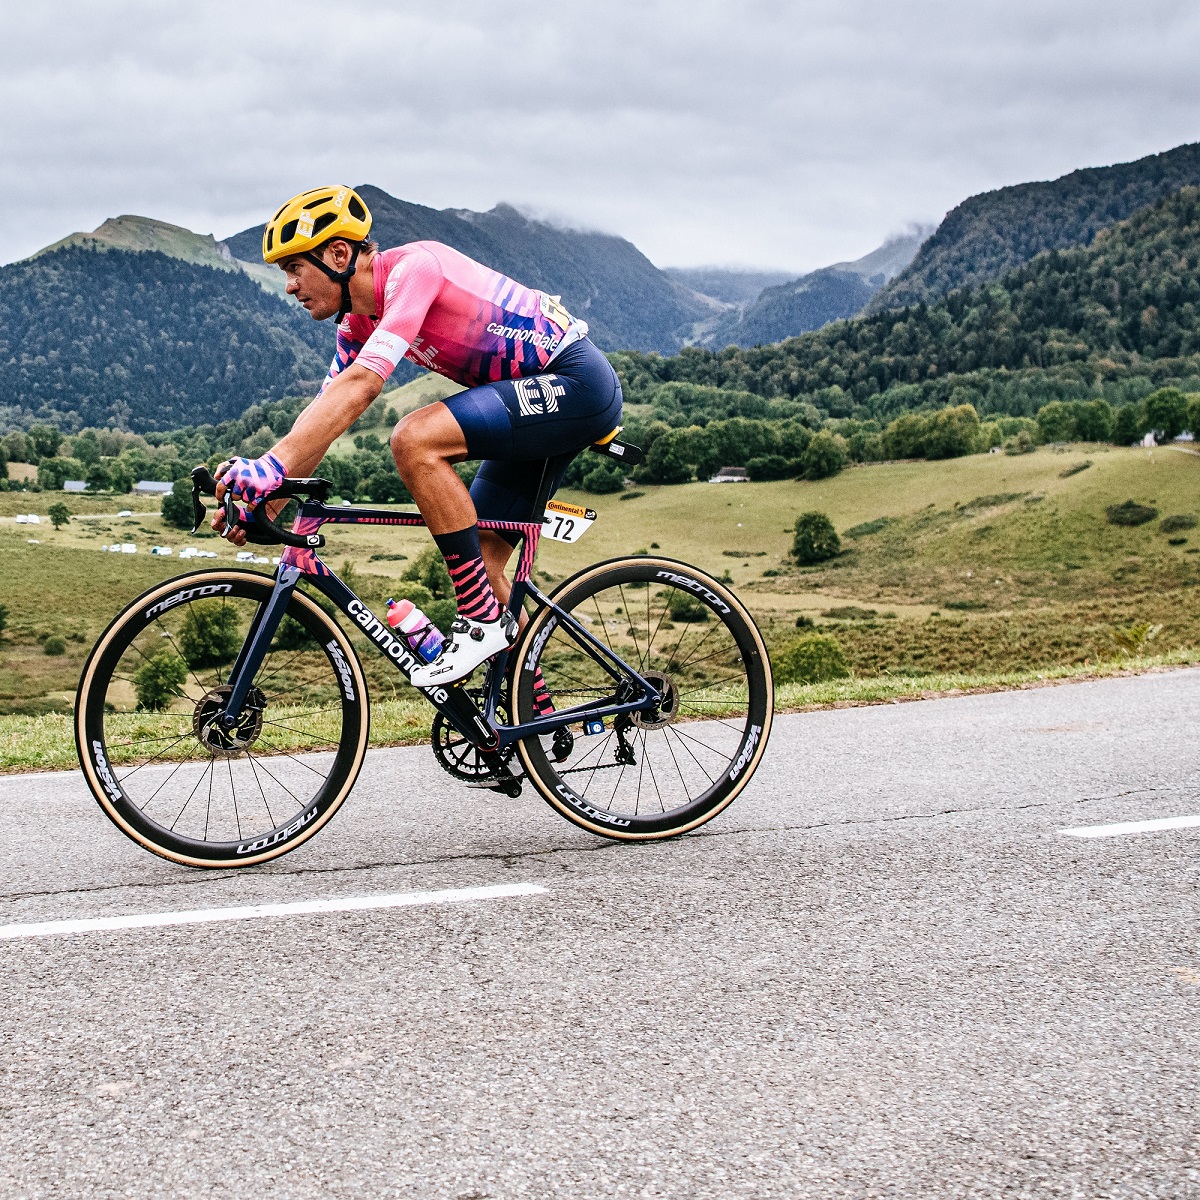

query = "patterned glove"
[215,452,288,511]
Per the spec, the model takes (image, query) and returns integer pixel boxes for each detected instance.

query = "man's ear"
[324,239,352,271]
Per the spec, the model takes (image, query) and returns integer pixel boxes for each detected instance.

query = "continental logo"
[728,724,762,782]
[145,583,233,619]
[90,740,122,803]
[237,805,319,855]
[655,570,731,615]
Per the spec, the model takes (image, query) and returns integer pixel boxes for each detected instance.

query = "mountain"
[872,141,1200,312]
[225,186,713,354]
[37,214,286,297]
[695,230,930,349]
[612,186,1200,421]
[661,267,795,307]
[0,246,328,432]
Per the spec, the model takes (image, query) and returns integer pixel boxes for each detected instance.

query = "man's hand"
[211,453,288,545]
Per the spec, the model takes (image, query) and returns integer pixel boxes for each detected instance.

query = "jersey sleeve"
[318,318,368,396]
[355,249,445,382]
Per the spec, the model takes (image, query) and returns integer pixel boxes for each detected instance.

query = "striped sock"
[532,668,554,716]
[433,525,502,622]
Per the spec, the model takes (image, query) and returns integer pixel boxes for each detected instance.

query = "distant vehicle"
[150,546,173,556]
[117,509,133,517]
[15,514,40,524]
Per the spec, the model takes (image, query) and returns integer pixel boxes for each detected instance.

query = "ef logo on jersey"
[514,376,566,418]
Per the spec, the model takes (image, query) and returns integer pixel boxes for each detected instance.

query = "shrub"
[179,601,242,668]
[774,633,850,684]
[1161,513,1198,533]
[642,429,694,484]
[667,592,708,622]
[1106,500,1158,527]
[0,603,7,637]
[134,649,187,710]
[1004,430,1036,455]
[161,478,195,529]
[1111,622,1162,656]
[792,512,840,564]
[580,458,626,493]
[746,454,792,481]
[800,431,848,480]
[402,547,453,600]
[273,615,313,650]
[43,635,66,656]
[843,517,892,538]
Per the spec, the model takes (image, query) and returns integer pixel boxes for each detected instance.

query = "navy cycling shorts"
[443,336,623,531]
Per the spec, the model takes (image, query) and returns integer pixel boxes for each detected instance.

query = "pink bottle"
[386,598,445,663]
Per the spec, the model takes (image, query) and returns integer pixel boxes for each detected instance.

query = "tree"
[1143,387,1189,439]
[1189,394,1200,439]
[882,412,928,459]
[37,456,86,490]
[47,502,71,529]
[402,547,453,600]
[924,404,982,459]
[3,432,31,463]
[1035,401,1076,443]
[179,601,242,668]
[162,478,196,529]
[105,461,134,494]
[774,633,850,684]
[800,431,848,480]
[134,650,187,710]
[746,454,793,481]
[1112,403,1145,445]
[26,424,63,459]
[642,429,694,484]
[793,512,840,564]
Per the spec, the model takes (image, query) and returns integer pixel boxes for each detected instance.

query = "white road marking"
[1060,814,1200,839]
[0,882,548,941]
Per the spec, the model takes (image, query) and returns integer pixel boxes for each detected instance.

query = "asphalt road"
[2,670,1199,1199]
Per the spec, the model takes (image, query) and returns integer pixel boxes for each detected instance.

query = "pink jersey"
[320,242,587,392]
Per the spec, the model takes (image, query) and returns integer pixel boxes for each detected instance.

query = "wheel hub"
[631,670,680,730]
[193,685,266,755]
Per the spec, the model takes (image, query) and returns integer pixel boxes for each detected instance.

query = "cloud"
[2,0,1199,271]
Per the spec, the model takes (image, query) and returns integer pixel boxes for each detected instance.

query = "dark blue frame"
[216,496,662,751]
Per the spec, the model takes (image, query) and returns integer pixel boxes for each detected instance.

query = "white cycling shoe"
[409,612,519,688]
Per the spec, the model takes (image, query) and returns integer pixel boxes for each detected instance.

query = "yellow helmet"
[262,185,372,263]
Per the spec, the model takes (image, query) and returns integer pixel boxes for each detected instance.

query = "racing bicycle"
[74,440,774,868]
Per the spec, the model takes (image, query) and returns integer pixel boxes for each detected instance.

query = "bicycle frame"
[216,488,662,755]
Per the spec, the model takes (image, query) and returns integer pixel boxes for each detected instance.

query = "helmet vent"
[348,196,366,220]
[265,229,274,252]
[312,212,336,237]
[280,219,299,245]
[311,196,334,207]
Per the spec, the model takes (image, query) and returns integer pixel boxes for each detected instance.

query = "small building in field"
[134,480,175,496]
[709,466,750,484]
[63,480,88,492]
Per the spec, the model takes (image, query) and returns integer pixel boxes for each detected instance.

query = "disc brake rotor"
[631,670,681,731]
[193,685,266,756]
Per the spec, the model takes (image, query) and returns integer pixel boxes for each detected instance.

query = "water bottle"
[386,598,445,663]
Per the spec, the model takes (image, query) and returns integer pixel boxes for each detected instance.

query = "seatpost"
[530,457,556,517]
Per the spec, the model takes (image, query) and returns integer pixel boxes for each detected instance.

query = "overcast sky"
[3,0,1199,273]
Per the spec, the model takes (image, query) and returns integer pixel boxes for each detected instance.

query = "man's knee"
[390,403,466,480]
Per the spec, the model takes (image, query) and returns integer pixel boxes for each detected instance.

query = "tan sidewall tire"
[75,570,370,868]
[514,556,773,840]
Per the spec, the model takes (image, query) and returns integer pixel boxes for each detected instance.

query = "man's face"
[280,243,347,321]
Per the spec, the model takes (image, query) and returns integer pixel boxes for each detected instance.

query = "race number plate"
[542,499,597,543]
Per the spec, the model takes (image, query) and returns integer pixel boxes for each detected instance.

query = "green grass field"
[1,441,1196,769]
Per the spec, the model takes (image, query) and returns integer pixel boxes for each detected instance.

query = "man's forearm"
[273,365,384,475]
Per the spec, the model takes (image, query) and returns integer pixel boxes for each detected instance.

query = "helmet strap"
[302,242,363,321]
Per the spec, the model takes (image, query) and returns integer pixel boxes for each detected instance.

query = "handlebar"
[190,466,330,549]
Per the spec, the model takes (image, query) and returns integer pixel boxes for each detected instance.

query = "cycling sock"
[433,525,502,622]
[532,667,554,716]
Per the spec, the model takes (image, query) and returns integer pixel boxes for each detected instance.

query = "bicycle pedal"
[465,776,523,797]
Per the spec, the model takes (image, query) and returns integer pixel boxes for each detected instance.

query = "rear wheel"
[514,557,772,839]
[75,570,369,867]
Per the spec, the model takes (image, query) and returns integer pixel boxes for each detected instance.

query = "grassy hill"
[225,186,713,355]
[1,442,1195,768]
[873,140,1200,312]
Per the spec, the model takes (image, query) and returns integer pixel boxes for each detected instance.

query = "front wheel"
[513,557,773,840]
[75,570,370,868]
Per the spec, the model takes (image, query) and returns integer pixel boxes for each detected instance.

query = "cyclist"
[213,185,622,692]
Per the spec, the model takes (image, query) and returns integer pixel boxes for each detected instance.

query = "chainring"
[431,689,518,783]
